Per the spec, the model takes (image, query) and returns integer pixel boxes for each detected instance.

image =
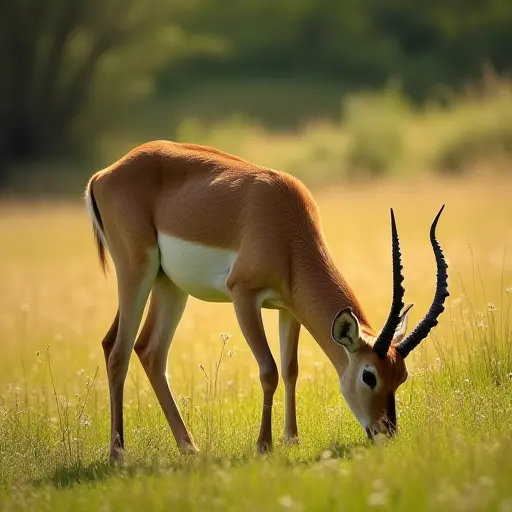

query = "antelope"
[84,140,448,463]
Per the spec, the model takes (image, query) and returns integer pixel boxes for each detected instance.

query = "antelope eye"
[362,369,377,389]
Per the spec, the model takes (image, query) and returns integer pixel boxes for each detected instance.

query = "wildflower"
[179,395,191,407]
[278,496,297,509]
[220,332,232,343]
[368,491,387,507]
[321,449,333,460]
[487,303,499,312]
[227,349,235,358]
[505,287,512,294]
[499,497,512,512]
[478,475,494,488]
[368,479,388,506]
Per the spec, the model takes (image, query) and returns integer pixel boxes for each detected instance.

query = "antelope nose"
[366,421,396,442]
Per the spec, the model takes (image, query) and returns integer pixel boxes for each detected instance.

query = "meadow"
[1,172,512,511]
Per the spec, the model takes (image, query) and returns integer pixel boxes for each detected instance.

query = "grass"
[1,174,512,510]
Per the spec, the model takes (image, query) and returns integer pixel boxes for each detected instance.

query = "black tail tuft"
[85,178,109,274]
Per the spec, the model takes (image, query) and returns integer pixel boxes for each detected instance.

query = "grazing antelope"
[85,140,448,463]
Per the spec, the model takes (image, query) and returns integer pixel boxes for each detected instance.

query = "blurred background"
[1,3,512,490]
[1,0,512,195]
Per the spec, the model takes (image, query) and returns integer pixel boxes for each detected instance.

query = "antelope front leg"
[229,284,278,454]
[279,309,301,443]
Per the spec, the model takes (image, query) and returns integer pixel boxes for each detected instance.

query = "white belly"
[156,233,286,309]
[157,233,236,302]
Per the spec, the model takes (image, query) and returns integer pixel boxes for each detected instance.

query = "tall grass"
[0,276,511,510]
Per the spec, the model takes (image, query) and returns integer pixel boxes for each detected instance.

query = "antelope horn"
[395,205,449,358]
[373,208,406,359]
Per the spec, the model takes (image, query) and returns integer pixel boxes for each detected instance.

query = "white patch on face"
[339,375,370,430]
[339,363,382,431]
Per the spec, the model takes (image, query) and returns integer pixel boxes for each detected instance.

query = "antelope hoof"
[108,446,125,467]
[257,439,272,455]
[283,435,300,446]
[179,440,200,456]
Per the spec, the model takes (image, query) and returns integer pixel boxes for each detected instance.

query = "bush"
[342,84,411,178]
[431,74,512,173]
[433,113,512,173]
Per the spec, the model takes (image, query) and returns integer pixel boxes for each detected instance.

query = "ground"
[1,174,511,511]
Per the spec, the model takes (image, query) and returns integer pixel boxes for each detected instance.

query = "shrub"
[431,74,512,173]
[433,112,512,173]
[342,83,411,178]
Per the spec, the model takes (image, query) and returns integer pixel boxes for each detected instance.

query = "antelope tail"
[84,177,109,274]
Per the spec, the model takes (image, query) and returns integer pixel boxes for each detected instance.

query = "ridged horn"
[395,205,449,358]
[373,208,406,359]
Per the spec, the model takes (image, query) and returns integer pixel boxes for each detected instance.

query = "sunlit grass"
[0,175,511,510]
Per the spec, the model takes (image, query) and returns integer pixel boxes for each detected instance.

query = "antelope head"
[331,206,449,441]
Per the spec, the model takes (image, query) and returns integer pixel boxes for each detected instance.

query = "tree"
[0,0,215,172]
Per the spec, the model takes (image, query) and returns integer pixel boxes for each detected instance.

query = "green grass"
[1,176,512,510]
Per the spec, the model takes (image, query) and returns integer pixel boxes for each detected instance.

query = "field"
[1,173,512,511]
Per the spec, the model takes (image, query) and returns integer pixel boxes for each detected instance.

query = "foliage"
[342,84,410,177]
[0,0,219,177]
[2,0,512,181]
[431,76,512,173]
[4,74,512,196]
[166,0,512,100]
[163,74,512,185]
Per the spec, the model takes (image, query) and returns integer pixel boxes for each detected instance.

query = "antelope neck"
[287,245,374,376]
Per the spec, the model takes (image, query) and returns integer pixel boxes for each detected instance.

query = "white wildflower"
[220,332,232,343]
[279,496,299,509]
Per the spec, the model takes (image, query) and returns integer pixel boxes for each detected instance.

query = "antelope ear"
[393,303,414,344]
[331,307,361,353]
